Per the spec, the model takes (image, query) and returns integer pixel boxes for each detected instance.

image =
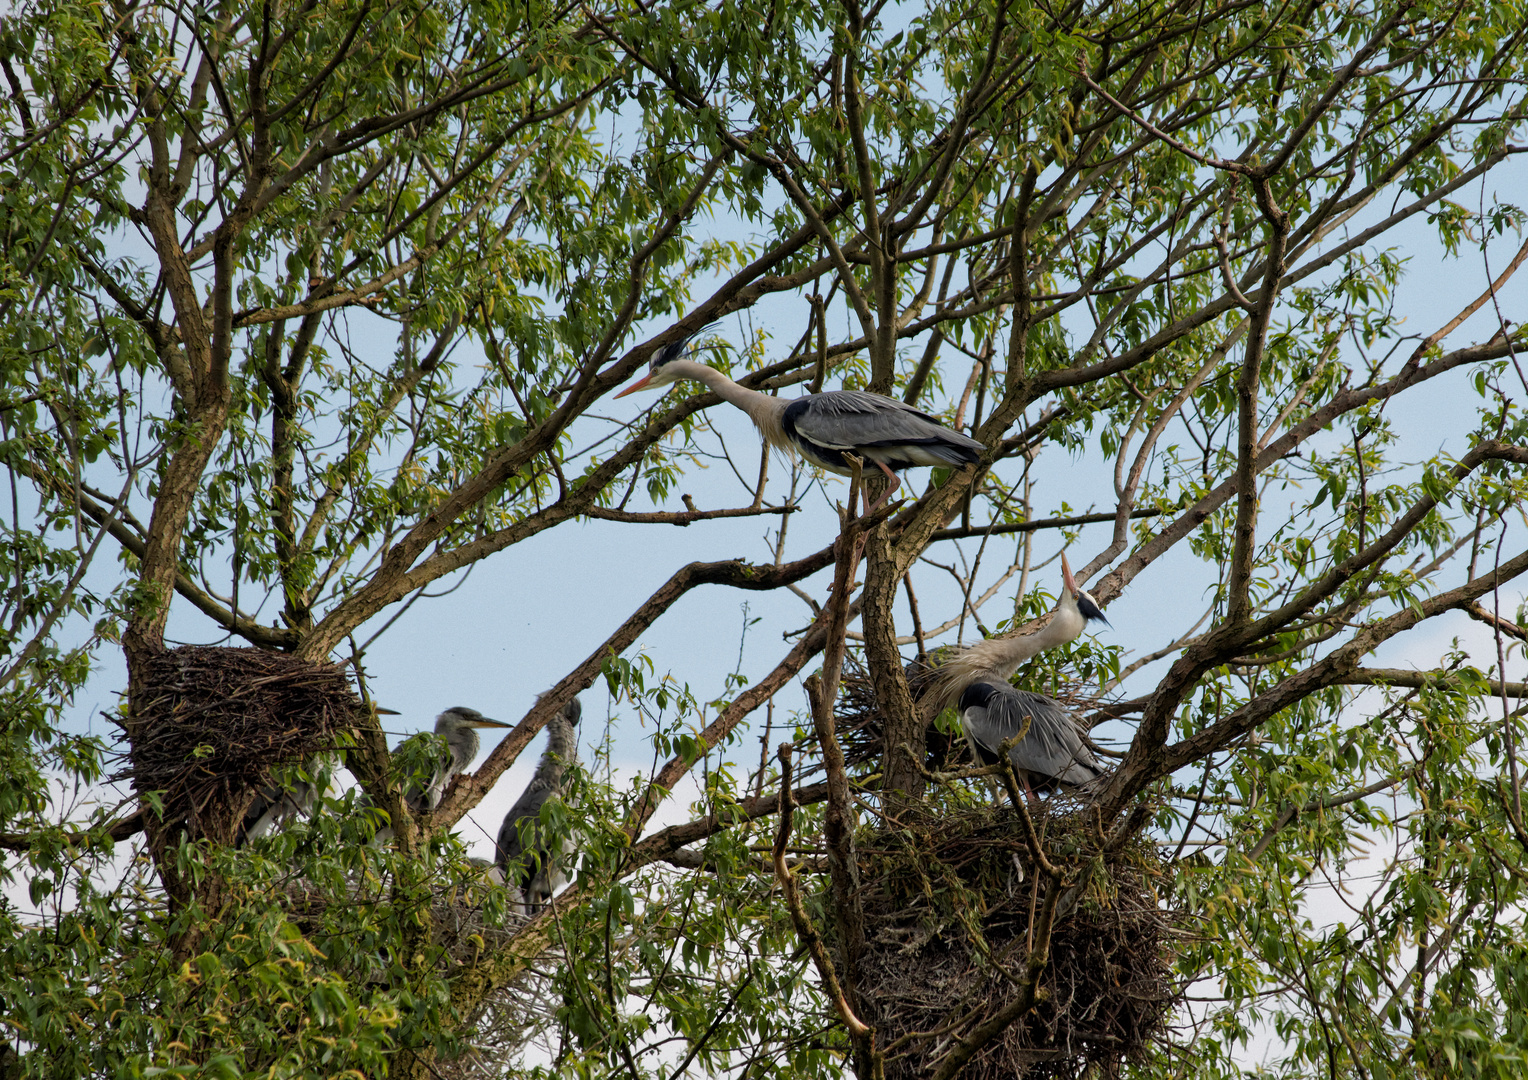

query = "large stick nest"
[118,646,362,839]
[849,803,1179,1080]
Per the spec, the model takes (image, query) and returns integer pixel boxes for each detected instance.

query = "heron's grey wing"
[792,391,983,462]
[495,784,553,886]
[405,740,458,814]
[964,686,1102,786]
[239,784,283,844]
[1001,689,1102,785]
[418,758,454,812]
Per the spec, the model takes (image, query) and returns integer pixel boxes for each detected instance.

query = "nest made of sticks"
[849,803,1178,1080]
[117,646,362,838]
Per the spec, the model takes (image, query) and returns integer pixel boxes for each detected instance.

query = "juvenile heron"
[496,696,581,915]
[239,774,327,844]
[922,554,1111,796]
[411,706,514,813]
[616,327,984,509]
[370,706,512,844]
[237,706,401,846]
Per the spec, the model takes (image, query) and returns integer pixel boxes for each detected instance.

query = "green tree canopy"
[1,0,1526,1076]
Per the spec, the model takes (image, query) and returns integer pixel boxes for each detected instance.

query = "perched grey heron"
[923,554,1111,797]
[370,706,512,844]
[410,706,514,813]
[616,328,984,509]
[495,696,581,915]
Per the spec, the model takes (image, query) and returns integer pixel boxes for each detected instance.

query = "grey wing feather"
[495,785,553,885]
[963,687,1102,786]
[793,392,983,459]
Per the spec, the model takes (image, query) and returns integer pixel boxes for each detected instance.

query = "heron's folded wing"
[965,687,1100,783]
[790,391,982,454]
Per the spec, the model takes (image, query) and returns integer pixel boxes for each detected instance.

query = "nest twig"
[118,646,361,842]
[846,803,1178,1080]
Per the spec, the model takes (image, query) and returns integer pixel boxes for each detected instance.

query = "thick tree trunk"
[863,525,924,799]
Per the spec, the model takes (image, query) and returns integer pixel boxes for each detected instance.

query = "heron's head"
[533,694,582,727]
[615,325,716,398]
[436,706,512,734]
[1061,553,1110,627]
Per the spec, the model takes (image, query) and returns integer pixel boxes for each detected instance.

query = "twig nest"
[851,802,1178,1079]
[118,646,362,843]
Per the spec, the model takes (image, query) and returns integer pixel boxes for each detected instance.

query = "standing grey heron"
[616,328,984,509]
[924,554,1111,797]
[495,696,581,915]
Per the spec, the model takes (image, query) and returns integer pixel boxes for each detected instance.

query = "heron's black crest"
[1076,591,1109,626]
[650,321,720,369]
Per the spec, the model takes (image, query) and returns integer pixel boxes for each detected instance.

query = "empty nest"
[118,645,361,840]
[850,803,1177,1080]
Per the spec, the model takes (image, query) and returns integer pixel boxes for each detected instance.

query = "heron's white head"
[615,325,717,398]
[1061,552,1110,627]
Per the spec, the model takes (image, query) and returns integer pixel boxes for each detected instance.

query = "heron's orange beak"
[615,371,655,398]
[463,717,513,729]
[1061,551,1076,594]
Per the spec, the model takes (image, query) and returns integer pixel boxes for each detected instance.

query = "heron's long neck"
[448,727,481,772]
[532,716,578,787]
[969,596,1086,681]
[672,360,789,451]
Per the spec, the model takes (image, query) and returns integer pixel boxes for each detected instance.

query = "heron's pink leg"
[864,461,902,512]
[1024,775,1041,811]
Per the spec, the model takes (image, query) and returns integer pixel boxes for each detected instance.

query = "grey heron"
[923,554,1110,796]
[495,696,581,914]
[370,706,512,844]
[616,328,984,509]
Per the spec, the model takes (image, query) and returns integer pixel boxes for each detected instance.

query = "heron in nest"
[924,553,1111,798]
[238,706,402,845]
